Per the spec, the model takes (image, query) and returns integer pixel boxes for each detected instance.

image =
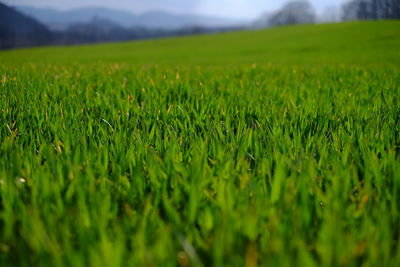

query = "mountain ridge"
[0,3,52,49]
[15,6,248,30]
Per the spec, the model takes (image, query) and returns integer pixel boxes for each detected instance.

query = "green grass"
[0,21,399,266]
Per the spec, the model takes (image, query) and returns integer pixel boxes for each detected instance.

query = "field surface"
[0,21,400,266]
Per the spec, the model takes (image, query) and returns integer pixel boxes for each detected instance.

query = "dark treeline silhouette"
[53,16,237,45]
[54,17,168,45]
[342,0,400,20]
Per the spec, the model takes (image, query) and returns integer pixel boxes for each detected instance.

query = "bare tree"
[267,1,316,26]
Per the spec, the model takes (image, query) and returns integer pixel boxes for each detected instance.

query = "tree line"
[343,0,400,20]
[255,0,400,28]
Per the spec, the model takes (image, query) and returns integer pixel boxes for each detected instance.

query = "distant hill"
[0,3,52,49]
[15,6,247,31]
[0,2,244,49]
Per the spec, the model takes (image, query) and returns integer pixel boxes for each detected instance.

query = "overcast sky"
[3,0,348,19]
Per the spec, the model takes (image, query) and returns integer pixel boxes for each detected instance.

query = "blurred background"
[0,0,399,49]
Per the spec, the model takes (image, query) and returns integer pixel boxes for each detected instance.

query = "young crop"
[0,21,399,266]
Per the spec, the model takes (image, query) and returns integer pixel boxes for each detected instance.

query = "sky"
[3,0,348,19]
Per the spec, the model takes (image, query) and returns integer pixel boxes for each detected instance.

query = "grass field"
[0,21,400,266]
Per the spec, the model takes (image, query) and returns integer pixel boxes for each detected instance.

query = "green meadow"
[0,21,399,266]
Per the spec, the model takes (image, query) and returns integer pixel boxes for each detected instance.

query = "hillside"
[0,3,52,49]
[1,20,399,65]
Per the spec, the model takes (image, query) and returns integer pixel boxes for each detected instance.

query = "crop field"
[0,21,400,266]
